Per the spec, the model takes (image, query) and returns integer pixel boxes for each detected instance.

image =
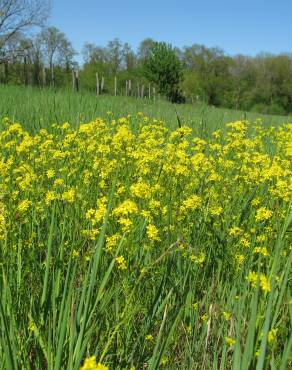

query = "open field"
[0,86,291,369]
[1,85,292,133]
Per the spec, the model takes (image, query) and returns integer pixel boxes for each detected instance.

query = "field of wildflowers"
[0,112,291,369]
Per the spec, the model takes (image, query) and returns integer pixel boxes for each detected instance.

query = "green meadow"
[0,85,291,370]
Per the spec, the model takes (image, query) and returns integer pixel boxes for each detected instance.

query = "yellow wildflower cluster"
[247,271,271,293]
[255,207,273,222]
[146,224,160,241]
[0,199,6,240]
[131,180,152,199]
[0,114,291,368]
[268,328,278,344]
[180,195,202,214]
[80,356,108,370]
[145,334,154,341]
[190,252,205,264]
[116,255,127,270]
[17,199,32,213]
[0,116,291,277]
[225,337,236,346]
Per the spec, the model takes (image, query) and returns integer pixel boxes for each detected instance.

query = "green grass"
[0,85,291,369]
[0,84,291,133]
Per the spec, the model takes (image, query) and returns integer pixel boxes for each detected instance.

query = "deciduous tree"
[143,42,184,103]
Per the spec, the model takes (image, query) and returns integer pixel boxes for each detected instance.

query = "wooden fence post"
[42,67,46,87]
[125,80,128,96]
[114,76,117,96]
[101,76,104,93]
[75,70,79,92]
[148,83,151,99]
[128,79,131,96]
[96,73,99,95]
[141,85,144,98]
[72,70,75,91]
[72,69,79,92]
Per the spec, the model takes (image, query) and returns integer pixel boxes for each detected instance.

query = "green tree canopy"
[143,42,184,103]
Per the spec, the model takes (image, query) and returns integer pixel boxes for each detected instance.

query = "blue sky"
[49,0,292,61]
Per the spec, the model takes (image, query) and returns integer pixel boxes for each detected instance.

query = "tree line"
[1,0,292,115]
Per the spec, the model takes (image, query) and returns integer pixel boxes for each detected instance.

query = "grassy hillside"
[0,85,291,133]
[0,85,291,369]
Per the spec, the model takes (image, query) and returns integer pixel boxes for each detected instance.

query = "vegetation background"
[1,0,292,115]
[0,1,291,370]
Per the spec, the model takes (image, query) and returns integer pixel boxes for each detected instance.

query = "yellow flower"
[247,271,258,288]
[105,234,120,253]
[45,190,57,205]
[235,254,245,267]
[145,334,154,341]
[86,209,95,220]
[209,205,223,216]
[130,181,151,199]
[255,207,273,222]
[53,178,64,187]
[247,271,271,293]
[116,256,127,270]
[79,356,108,370]
[268,328,278,344]
[113,200,137,217]
[201,314,208,322]
[46,169,55,179]
[28,319,37,333]
[72,250,80,258]
[160,356,168,366]
[141,210,152,222]
[118,117,128,124]
[212,129,221,139]
[62,188,76,203]
[229,226,242,237]
[61,122,70,130]
[0,201,6,240]
[190,252,205,264]
[226,120,247,132]
[259,274,271,293]
[146,224,160,241]
[225,337,236,346]
[17,199,32,213]
[118,217,133,233]
[112,124,134,149]
[240,237,251,248]
[256,235,267,243]
[253,246,269,257]
[181,195,202,211]
[251,197,261,207]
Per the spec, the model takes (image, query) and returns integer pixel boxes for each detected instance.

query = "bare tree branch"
[0,0,51,59]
